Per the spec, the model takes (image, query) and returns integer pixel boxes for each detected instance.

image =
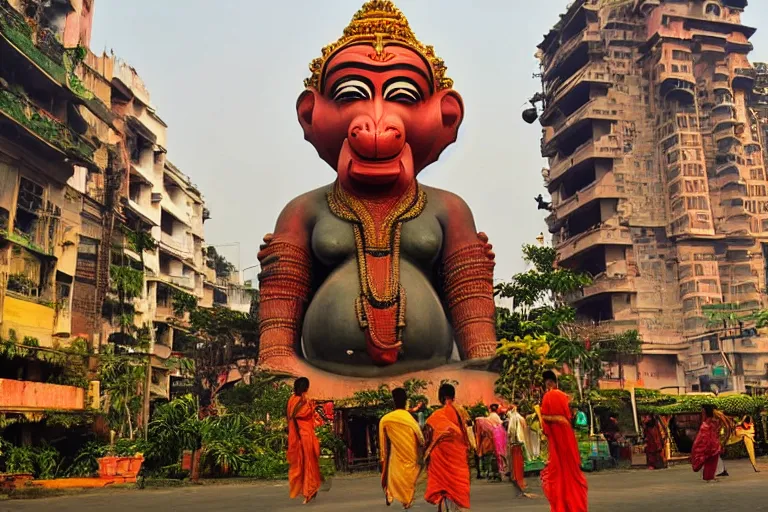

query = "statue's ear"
[296,89,317,141]
[439,90,464,137]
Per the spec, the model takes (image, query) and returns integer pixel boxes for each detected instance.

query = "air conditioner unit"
[151,192,162,203]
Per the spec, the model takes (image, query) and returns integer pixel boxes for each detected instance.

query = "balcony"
[714,125,742,146]
[0,2,67,85]
[732,67,756,90]
[556,225,632,263]
[543,63,612,119]
[159,232,193,260]
[549,135,622,184]
[123,197,158,227]
[0,379,84,412]
[543,26,601,79]
[552,178,624,220]
[545,97,620,150]
[168,274,195,291]
[566,274,635,303]
[161,200,191,228]
[0,87,94,165]
[131,162,155,185]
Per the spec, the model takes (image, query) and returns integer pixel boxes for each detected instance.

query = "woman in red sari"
[691,404,723,482]
[539,370,588,512]
[287,377,323,504]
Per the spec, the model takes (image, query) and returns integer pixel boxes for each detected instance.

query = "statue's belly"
[302,257,454,376]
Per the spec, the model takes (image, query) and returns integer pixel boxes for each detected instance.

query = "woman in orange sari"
[539,370,588,512]
[287,377,323,504]
[424,383,471,511]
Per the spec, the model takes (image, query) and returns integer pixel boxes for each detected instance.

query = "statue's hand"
[259,233,274,251]
[477,232,495,261]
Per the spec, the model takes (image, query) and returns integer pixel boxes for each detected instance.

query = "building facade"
[0,0,251,423]
[537,0,767,393]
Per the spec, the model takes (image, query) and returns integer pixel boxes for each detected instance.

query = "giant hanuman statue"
[257,0,497,379]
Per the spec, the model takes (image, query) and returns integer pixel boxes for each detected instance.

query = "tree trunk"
[125,399,134,440]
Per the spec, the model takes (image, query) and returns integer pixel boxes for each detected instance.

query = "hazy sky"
[91,1,768,282]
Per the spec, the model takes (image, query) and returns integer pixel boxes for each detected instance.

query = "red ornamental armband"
[257,238,312,364]
[442,236,496,360]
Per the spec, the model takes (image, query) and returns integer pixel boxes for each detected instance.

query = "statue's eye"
[384,80,422,104]
[332,80,372,103]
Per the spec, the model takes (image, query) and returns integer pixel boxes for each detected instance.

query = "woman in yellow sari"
[729,415,760,473]
[379,388,425,509]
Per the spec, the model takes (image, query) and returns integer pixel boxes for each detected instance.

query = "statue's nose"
[348,114,405,160]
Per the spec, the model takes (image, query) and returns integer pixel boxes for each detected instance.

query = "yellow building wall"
[2,296,55,346]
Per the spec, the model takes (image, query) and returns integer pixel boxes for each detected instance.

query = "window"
[55,271,72,311]
[705,3,721,17]
[15,177,44,236]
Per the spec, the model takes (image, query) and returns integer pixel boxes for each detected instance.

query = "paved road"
[2,459,767,512]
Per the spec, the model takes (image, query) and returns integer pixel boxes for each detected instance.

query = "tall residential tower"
[538,0,767,393]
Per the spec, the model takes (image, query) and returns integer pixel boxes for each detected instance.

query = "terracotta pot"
[181,450,193,471]
[97,456,145,482]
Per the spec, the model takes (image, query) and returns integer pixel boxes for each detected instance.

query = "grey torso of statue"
[301,184,456,377]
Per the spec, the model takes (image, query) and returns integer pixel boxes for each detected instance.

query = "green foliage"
[205,246,236,279]
[0,441,63,479]
[34,444,62,480]
[44,411,96,429]
[66,441,108,477]
[172,290,198,316]
[464,402,490,419]
[494,244,590,343]
[22,336,39,347]
[336,379,430,419]
[185,305,259,405]
[217,374,292,420]
[0,89,93,160]
[123,227,157,255]
[3,443,36,474]
[494,335,556,410]
[0,335,90,390]
[109,264,144,299]
[98,344,146,439]
[585,388,768,418]
[7,273,37,295]
[0,4,67,83]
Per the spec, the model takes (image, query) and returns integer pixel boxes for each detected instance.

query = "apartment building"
[536,0,768,393]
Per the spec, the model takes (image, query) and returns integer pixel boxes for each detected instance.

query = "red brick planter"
[97,456,144,482]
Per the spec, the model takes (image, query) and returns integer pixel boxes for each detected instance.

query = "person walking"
[287,377,323,504]
[506,404,533,497]
[424,383,471,511]
[538,370,588,512]
[379,388,425,509]
[691,404,723,483]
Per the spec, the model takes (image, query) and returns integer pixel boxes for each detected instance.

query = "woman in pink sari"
[492,424,509,476]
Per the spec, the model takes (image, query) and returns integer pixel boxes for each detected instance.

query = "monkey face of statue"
[297,44,464,190]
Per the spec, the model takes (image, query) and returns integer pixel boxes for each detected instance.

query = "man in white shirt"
[507,404,533,498]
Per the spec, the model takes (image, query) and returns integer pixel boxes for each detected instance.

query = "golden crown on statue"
[304,0,453,92]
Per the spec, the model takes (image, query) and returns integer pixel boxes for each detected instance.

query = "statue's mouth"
[347,145,406,185]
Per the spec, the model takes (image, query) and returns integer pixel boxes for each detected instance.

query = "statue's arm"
[435,190,497,360]
[257,195,314,371]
